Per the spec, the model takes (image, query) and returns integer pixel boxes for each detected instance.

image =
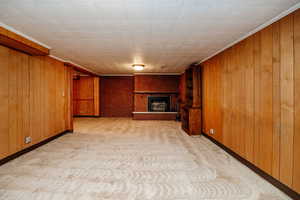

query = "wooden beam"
[0,26,49,56]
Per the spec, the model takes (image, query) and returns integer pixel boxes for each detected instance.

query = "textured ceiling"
[0,0,299,74]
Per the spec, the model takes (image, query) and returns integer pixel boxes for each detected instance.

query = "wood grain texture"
[272,21,281,179]
[9,49,26,154]
[202,56,222,142]
[243,36,255,163]
[134,75,179,93]
[44,56,57,137]
[65,67,74,130]
[200,8,300,194]
[94,77,100,116]
[254,26,274,174]
[179,73,186,104]
[279,14,294,187]
[73,76,100,116]
[293,9,300,193]
[29,56,44,144]
[101,76,133,117]
[0,45,72,160]
[0,46,10,159]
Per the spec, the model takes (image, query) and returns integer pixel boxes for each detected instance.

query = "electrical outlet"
[25,136,32,144]
[209,129,215,135]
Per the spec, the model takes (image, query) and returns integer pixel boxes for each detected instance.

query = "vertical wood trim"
[259,26,274,174]
[192,67,201,108]
[65,66,73,131]
[94,77,100,116]
[230,46,238,153]
[23,53,30,149]
[235,42,245,157]
[253,31,261,166]
[244,36,255,163]
[29,56,43,145]
[222,49,232,149]
[69,68,74,129]
[41,56,47,139]
[0,46,10,159]
[272,21,281,179]
[293,9,300,193]
[57,61,65,133]
[9,50,21,154]
[279,14,294,187]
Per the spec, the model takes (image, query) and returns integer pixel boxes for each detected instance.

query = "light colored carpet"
[0,118,290,200]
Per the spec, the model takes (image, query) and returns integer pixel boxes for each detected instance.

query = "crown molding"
[67,61,100,75]
[0,22,52,49]
[49,55,67,63]
[199,3,300,64]
[49,55,100,76]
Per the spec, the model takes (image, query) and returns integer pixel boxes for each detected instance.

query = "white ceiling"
[0,0,299,74]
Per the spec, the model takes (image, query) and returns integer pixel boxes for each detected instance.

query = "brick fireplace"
[133,75,180,120]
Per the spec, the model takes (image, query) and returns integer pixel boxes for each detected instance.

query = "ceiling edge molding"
[199,2,300,64]
[66,61,101,76]
[49,55,101,76]
[0,22,52,49]
[49,55,67,63]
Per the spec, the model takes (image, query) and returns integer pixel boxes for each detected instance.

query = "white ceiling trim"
[0,22,52,49]
[199,2,300,64]
[48,55,67,63]
[49,55,100,76]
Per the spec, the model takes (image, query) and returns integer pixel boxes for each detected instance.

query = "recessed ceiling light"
[132,64,145,71]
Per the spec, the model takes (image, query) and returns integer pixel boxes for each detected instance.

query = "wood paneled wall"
[0,45,72,160]
[134,75,179,92]
[201,9,300,193]
[179,73,186,104]
[73,76,100,116]
[101,76,133,117]
[134,75,180,109]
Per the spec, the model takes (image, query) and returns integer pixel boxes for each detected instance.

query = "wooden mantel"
[134,91,178,94]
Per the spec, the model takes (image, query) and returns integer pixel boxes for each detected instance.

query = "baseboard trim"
[202,133,300,200]
[0,130,71,166]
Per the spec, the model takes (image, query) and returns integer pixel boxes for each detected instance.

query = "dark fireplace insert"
[148,96,171,112]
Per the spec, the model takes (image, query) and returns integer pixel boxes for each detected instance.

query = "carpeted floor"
[0,118,290,200]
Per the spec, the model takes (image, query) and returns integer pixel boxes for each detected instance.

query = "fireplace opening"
[148,96,171,112]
